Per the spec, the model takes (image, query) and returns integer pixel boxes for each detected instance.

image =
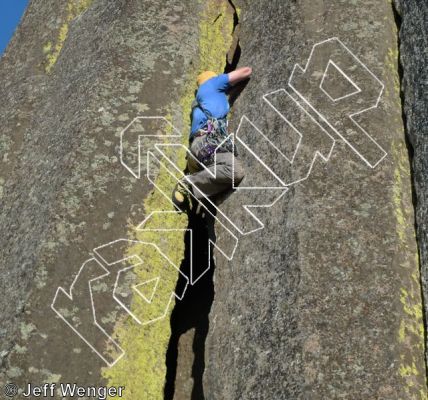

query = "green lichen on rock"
[2,0,426,397]
[198,0,235,73]
[100,1,235,398]
[44,0,93,73]
[392,141,426,398]
[393,0,428,374]
[386,21,426,394]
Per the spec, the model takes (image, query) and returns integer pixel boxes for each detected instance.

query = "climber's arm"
[228,67,252,86]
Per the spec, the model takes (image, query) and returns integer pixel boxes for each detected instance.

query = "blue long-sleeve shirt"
[190,73,231,137]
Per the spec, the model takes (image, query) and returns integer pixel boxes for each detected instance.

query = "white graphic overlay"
[288,37,386,168]
[53,37,387,365]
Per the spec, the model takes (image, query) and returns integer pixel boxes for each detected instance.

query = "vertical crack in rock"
[163,211,215,400]
[163,4,241,399]
[392,1,428,377]
[224,0,245,109]
[224,0,241,74]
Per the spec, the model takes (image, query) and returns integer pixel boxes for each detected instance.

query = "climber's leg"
[186,152,245,200]
[172,134,245,210]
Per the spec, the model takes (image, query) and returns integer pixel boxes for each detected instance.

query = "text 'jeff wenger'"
[23,383,125,398]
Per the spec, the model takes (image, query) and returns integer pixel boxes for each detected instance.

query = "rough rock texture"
[204,1,428,399]
[0,0,233,398]
[394,0,428,366]
[0,0,427,399]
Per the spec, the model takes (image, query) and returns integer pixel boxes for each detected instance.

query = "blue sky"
[0,0,30,55]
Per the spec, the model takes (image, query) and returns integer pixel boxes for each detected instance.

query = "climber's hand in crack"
[172,67,252,214]
[228,66,252,86]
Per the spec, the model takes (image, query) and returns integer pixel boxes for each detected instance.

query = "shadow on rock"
[163,205,217,400]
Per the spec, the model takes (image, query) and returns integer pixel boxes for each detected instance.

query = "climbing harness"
[190,99,237,166]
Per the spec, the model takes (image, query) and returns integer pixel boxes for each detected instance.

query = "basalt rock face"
[0,1,427,400]
[0,0,215,398]
[394,0,428,366]
[204,1,428,399]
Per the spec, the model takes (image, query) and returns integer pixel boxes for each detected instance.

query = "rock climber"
[171,67,252,212]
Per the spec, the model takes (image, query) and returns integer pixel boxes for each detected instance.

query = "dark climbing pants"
[186,135,245,200]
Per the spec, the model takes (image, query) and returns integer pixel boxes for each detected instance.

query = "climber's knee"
[233,158,245,186]
[215,153,245,186]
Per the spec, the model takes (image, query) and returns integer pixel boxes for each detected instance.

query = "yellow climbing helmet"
[197,71,217,86]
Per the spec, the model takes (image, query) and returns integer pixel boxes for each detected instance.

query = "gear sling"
[189,99,237,167]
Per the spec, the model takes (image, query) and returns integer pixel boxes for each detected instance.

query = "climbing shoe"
[172,179,192,213]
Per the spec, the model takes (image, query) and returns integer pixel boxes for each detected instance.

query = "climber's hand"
[228,67,252,86]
